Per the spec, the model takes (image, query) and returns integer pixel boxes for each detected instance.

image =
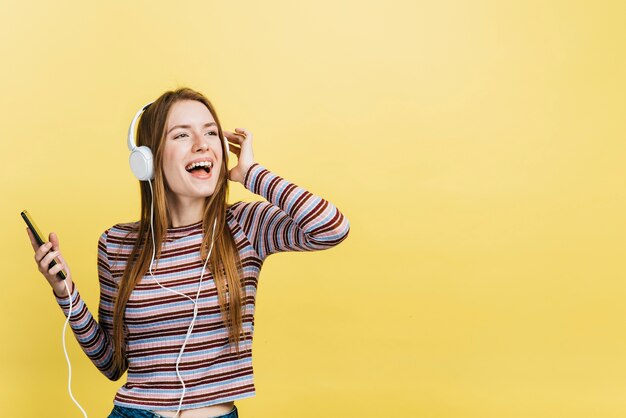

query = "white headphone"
[127,101,230,181]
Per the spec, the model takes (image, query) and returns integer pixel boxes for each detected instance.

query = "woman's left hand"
[223,128,255,184]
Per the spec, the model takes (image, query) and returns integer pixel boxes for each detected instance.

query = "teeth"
[185,161,213,171]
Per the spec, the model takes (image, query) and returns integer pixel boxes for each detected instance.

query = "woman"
[27,88,350,418]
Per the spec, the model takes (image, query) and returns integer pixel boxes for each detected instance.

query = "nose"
[192,133,209,152]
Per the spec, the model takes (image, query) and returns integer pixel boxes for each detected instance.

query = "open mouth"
[185,161,213,175]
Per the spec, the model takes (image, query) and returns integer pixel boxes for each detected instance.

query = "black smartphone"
[21,210,66,280]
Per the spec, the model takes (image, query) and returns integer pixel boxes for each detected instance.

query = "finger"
[225,135,244,145]
[56,253,71,277]
[231,132,246,142]
[48,262,66,277]
[35,241,53,263]
[49,232,60,251]
[224,132,246,146]
[235,128,252,141]
[228,144,241,157]
[40,250,61,269]
[40,250,60,272]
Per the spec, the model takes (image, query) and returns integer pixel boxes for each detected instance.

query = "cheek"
[162,161,175,180]
[161,148,183,186]
[211,141,223,161]
[215,147,225,174]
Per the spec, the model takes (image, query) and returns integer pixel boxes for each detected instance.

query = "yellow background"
[1,1,625,417]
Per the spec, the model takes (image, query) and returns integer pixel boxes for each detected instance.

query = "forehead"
[166,100,215,126]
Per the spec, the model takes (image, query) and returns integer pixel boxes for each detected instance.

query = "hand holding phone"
[22,210,73,297]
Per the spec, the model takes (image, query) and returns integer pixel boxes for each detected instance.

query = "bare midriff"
[152,401,235,418]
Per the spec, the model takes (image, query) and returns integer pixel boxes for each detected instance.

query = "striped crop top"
[54,163,350,411]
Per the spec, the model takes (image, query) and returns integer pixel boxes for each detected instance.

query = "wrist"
[53,280,73,298]
[242,162,260,187]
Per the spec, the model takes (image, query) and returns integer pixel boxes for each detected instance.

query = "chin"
[194,182,220,197]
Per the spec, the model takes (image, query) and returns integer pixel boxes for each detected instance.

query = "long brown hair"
[112,88,244,374]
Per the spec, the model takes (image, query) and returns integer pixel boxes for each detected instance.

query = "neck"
[165,191,206,228]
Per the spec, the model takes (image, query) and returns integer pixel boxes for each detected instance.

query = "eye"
[174,133,189,140]
[205,131,218,136]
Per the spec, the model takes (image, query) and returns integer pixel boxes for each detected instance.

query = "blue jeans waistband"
[108,405,238,418]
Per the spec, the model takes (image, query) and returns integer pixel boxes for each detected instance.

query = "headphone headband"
[127,102,154,151]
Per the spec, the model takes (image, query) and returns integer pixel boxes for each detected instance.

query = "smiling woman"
[26,87,350,418]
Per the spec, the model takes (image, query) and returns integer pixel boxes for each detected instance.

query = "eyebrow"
[167,122,217,134]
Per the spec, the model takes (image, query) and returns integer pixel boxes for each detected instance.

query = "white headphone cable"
[62,279,89,417]
[147,179,217,418]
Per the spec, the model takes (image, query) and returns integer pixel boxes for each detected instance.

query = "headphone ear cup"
[129,146,154,181]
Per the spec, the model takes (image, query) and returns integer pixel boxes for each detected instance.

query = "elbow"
[334,218,350,245]
[104,366,126,381]
[333,209,350,240]
[311,216,350,249]
[100,356,128,381]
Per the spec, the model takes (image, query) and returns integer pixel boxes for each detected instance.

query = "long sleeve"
[232,163,350,260]
[53,230,127,381]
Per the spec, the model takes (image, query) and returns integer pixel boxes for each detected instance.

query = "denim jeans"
[108,405,238,418]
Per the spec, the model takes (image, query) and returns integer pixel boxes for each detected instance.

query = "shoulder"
[99,221,141,246]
